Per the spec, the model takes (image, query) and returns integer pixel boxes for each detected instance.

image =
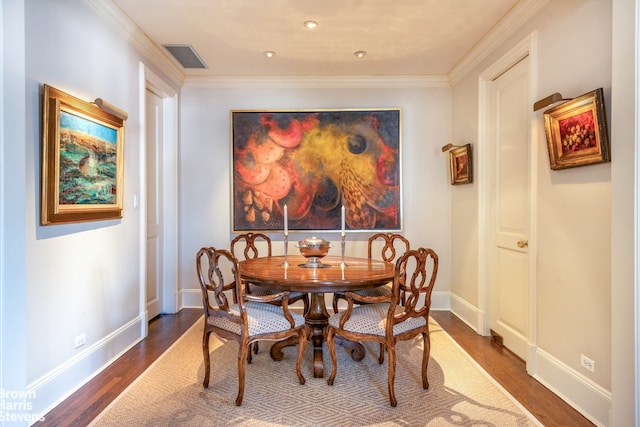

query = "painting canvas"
[41,84,124,225]
[449,144,472,185]
[231,109,402,233]
[543,88,610,170]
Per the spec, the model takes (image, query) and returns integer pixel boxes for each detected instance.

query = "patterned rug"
[90,318,541,426]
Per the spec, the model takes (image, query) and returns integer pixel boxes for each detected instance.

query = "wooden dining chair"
[332,233,410,361]
[231,232,309,315]
[196,247,307,406]
[332,232,410,314]
[326,247,438,407]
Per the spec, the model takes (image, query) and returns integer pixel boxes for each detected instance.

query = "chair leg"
[326,327,338,386]
[422,331,430,390]
[332,294,341,314]
[387,344,397,407]
[295,328,307,385]
[247,342,258,364]
[378,342,385,364]
[202,330,211,388]
[303,295,310,317]
[236,342,247,406]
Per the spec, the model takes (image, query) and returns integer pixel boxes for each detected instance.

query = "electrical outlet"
[74,333,86,349]
[581,354,595,372]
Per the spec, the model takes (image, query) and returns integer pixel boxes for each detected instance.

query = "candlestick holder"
[283,233,289,267]
[340,233,347,267]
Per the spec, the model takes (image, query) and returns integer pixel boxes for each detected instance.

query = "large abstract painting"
[231,109,402,233]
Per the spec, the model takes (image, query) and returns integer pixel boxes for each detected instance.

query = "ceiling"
[110,0,522,78]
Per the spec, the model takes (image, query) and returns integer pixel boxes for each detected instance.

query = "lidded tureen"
[297,236,331,268]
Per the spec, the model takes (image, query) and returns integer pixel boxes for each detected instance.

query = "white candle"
[341,205,346,236]
[284,204,288,236]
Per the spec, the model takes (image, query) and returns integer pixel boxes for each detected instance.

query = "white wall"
[451,0,617,425]
[1,0,28,409]
[610,0,638,424]
[18,0,178,417]
[178,82,454,308]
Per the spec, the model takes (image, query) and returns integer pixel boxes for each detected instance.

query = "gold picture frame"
[543,88,610,170]
[449,144,472,185]
[41,84,125,225]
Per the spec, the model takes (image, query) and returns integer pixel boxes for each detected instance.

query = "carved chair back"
[367,233,411,262]
[388,247,438,324]
[230,232,272,261]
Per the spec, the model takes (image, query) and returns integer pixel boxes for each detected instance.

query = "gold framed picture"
[543,88,610,170]
[41,84,125,225]
[449,144,472,185]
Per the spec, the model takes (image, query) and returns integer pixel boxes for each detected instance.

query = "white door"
[488,56,530,360]
[146,89,163,320]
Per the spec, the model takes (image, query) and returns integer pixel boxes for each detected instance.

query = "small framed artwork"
[543,88,610,170]
[231,109,402,233]
[41,84,125,225]
[449,144,473,185]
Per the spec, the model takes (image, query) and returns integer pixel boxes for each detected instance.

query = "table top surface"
[239,255,395,293]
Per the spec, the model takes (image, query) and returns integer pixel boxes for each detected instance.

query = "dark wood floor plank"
[36,309,593,426]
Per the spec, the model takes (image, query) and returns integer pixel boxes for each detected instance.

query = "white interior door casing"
[489,56,530,361]
[146,89,163,320]
[140,64,180,325]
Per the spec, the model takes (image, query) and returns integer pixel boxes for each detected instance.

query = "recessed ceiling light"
[264,51,276,58]
[354,51,367,58]
[303,20,318,29]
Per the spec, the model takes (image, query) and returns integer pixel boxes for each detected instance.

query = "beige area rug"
[90,318,541,426]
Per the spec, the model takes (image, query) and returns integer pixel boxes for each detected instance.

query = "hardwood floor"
[35,310,202,427]
[430,311,594,427]
[36,309,593,426]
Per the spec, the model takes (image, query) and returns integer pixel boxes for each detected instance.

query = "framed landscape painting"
[231,109,402,233]
[543,88,610,170]
[41,84,125,225]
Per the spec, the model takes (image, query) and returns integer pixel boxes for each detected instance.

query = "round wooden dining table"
[239,255,395,378]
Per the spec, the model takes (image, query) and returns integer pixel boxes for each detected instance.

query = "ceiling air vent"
[162,44,208,69]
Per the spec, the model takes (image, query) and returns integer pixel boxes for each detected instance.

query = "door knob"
[517,239,528,248]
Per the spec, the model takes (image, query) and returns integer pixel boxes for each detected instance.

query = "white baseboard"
[534,348,611,427]
[430,290,450,311]
[181,288,204,308]
[449,291,484,334]
[447,291,611,427]
[27,317,143,422]
[181,288,308,311]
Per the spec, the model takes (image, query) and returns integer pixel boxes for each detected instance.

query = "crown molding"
[82,0,185,88]
[448,0,550,86]
[182,75,451,89]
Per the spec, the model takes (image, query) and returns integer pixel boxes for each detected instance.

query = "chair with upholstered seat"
[231,232,309,315]
[196,247,307,406]
[332,232,410,314]
[326,247,438,407]
[332,233,410,362]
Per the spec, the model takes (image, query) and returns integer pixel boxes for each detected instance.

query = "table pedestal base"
[269,292,364,378]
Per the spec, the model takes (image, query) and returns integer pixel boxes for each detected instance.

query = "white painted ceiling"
[110,0,521,77]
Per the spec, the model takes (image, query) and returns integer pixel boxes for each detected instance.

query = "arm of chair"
[244,290,289,304]
[345,291,392,305]
[243,291,297,327]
